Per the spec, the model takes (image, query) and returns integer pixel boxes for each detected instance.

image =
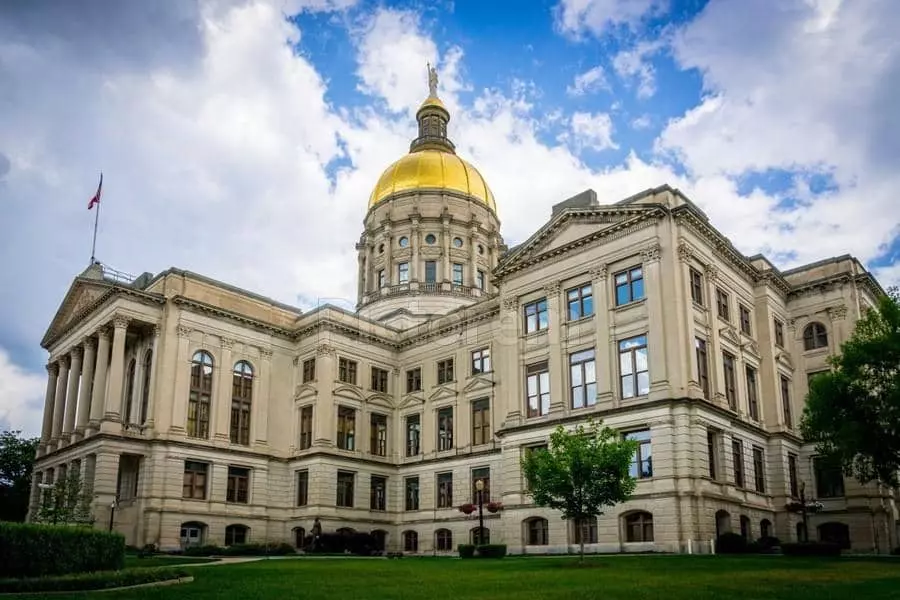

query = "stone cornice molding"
[173,296,291,339]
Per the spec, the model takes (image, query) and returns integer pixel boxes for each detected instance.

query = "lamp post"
[475,479,485,545]
[108,497,118,532]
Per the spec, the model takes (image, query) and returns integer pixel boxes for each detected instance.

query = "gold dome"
[368,149,496,211]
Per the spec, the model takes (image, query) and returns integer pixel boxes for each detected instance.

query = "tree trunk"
[579,522,586,563]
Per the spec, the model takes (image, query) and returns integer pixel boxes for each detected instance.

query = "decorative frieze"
[316,343,336,357]
[259,347,273,360]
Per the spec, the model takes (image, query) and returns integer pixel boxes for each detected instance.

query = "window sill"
[566,315,594,325]
[613,298,646,312]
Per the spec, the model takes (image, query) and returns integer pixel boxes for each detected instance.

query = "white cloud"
[566,65,609,96]
[631,114,652,129]
[560,112,618,152]
[0,347,45,438]
[873,262,900,291]
[554,0,668,38]
[612,38,665,98]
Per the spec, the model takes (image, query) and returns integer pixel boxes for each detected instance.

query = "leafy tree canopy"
[0,430,39,522]
[801,287,900,487]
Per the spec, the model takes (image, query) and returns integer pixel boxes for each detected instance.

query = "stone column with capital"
[214,337,234,444]
[102,316,129,427]
[313,344,336,447]
[498,296,522,427]
[383,222,393,286]
[63,346,83,438]
[704,263,725,406]
[441,216,451,284]
[642,243,669,401]
[410,218,419,283]
[590,264,614,404]
[169,325,193,435]
[143,326,161,429]
[468,224,478,288]
[545,281,565,416]
[76,338,97,436]
[51,355,70,444]
[356,248,365,303]
[88,328,111,433]
[255,348,272,446]
[39,363,59,453]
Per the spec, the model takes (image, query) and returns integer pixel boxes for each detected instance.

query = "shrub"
[715,532,748,554]
[302,532,381,555]
[892,546,900,556]
[183,544,222,557]
[457,544,476,559]
[754,536,781,554]
[0,522,125,578]
[0,567,189,594]
[781,542,841,557]
[475,544,507,559]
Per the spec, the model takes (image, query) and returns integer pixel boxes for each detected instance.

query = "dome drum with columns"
[357,64,505,326]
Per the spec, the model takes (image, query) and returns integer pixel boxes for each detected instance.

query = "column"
[76,337,96,435]
[39,363,59,451]
[590,264,613,404]
[214,337,234,443]
[365,241,374,294]
[705,264,724,405]
[103,315,129,423]
[498,297,521,426]
[169,325,192,435]
[356,244,365,301]
[255,348,272,446]
[144,326,161,429]
[313,344,336,447]
[63,346,83,437]
[410,217,419,282]
[468,224,478,288]
[441,215,451,283]
[383,222,393,286]
[89,328,110,432]
[51,355,70,442]
[643,243,669,400]
[677,241,700,397]
[545,281,565,416]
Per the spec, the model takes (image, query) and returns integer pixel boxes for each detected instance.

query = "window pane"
[637,372,650,396]
[636,347,648,371]
[622,374,634,398]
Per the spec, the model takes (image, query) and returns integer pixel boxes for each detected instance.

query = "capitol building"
[29,75,898,554]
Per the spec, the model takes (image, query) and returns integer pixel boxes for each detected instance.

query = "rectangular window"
[424,260,437,284]
[299,405,313,450]
[471,467,491,503]
[370,475,387,511]
[707,430,718,479]
[788,453,799,497]
[226,466,250,504]
[302,358,315,383]
[625,430,652,478]
[398,262,409,284]
[566,284,594,320]
[371,367,388,393]
[471,347,491,374]
[526,361,550,417]
[437,358,454,384]
[405,476,419,510]
[405,414,420,456]
[774,318,785,347]
[437,407,454,451]
[696,338,710,399]
[337,406,356,451]
[452,263,464,285]
[182,461,208,500]
[723,352,737,410]
[296,470,308,506]
[338,358,357,385]
[746,367,759,421]
[814,456,845,498]
[336,471,354,507]
[732,439,744,488]
[615,266,644,306]
[619,335,649,399]
[739,305,752,336]
[524,299,549,333]
[569,348,597,409]
[476,270,485,290]
[780,375,793,429]
[436,472,453,508]
[377,269,385,288]
[716,288,730,321]
[472,398,490,446]
[689,268,704,306]
[406,368,421,393]
[752,446,766,493]
[370,413,387,457]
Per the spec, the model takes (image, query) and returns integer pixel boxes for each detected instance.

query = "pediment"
[294,383,317,401]
[742,340,760,359]
[428,385,458,402]
[366,392,395,409]
[42,275,116,347]
[333,384,365,401]
[718,326,740,346]
[463,375,494,394]
[776,351,795,371]
[398,392,425,409]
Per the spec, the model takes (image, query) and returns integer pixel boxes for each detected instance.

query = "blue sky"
[0,0,898,435]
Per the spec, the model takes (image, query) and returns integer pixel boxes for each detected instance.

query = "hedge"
[0,522,125,578]
[781,542,842,557]
[0,567,189,594]
[475,544,507,558]
[458,544,476,558]
[182,542,295,557]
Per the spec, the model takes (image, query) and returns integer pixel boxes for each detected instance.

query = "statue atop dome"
[427,62,438,97]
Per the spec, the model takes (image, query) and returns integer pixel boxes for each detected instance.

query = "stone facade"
[29,85,897,555]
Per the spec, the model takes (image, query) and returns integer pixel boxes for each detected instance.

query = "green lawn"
[15,555,900,599]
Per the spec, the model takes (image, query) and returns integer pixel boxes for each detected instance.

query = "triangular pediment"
[333,384,365,401]
[294,383,317,401]
[719,326,740,345]
[742,340,761,359]
[398,392,425,409]
[366,392,395,409]
[428,385,458,402]
[463,374,494,394]
[776,351,795,371]
[41,274,117,348]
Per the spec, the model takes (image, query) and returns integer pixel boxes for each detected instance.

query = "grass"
[124,556,218,569]
[7,555,900,599]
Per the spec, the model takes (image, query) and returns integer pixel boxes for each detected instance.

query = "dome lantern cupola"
[409,63,455,154]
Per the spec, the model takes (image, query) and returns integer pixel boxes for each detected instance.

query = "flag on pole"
[88,173,103,209]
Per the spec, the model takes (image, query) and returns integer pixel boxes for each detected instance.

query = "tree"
[33,468,94,526]
[801,287,900,487]
[520,420,638,562]
[0,430,39,522]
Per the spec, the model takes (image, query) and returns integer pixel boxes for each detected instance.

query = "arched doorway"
[180,521,207,548]
[293,527,306,549]
[715,510,731,537]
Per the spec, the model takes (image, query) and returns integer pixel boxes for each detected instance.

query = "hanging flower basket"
[458,503,476,515]
[786,500,824,513]
[486,501,503,513]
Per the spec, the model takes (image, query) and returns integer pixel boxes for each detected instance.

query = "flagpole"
[90,197,100,264]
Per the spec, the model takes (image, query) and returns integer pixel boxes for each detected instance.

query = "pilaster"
[214,337,234,444]
[144,326,161,429]
[169,325,193,435]
[75,337,96,437]
[590,264,614,405]
[467,222,478,288]
[499,296,521,427]
[544,281,565,416]
[63,346,83,438]
[705,263,725,407]
[313,344,336,447]
[383,221,393,287]
[642,243,668,400]
[255,347,272,446]
[410,217,419,282]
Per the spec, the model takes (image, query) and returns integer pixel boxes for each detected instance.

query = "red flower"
[486,501,503,513]
[459,503,476,514]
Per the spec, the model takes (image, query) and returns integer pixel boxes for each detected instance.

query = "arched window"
[180,521,207,548]
[574,516,598,544]
[124,358,136,421]
[739,515,751,540]
[231,361,253,445]
[803,322,828,351]
[715,510,731,537]
[188,351,213,438]
[140,350,152,424]
[293,527,306,549]
[525,517,549,546]
[224,524,249,546]
[760,519,772,538]
[625,511,654,542]
[471,526,490,545]
[403,530,418,552]
[435,528,453,551]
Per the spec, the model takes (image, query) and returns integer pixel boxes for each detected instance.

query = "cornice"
[292,316,398,350]
[172,296,292,340]
[397,297,501,349]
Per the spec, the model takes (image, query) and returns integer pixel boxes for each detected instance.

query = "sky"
[1,0,898,437]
